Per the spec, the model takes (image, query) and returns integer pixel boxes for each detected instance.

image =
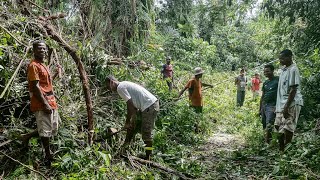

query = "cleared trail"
[183,71,270,179]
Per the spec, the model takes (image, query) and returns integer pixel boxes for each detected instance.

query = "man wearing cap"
[275,49,303,151]
[106,76,159,160]
[161,56,174,91]
[178,67,212,131]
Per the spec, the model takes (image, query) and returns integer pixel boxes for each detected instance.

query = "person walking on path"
[235,68,247,106]
[259,64,279,144]
[251,73,261,100]
[161,56,174,91]
[178,67,213,132]
[275,49,303,151]
[231,63,236,71]
[106,76,159,160]
[22,40,61,167]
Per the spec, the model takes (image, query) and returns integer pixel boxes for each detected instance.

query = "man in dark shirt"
[161,56,174,91]
[259,64,279,143]
[235,69,247,107]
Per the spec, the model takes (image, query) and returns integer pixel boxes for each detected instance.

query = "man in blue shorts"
[260,64,278,143]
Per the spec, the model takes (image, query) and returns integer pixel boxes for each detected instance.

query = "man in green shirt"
[259,64,279,143]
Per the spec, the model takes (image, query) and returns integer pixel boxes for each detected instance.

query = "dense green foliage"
[1,0,319,179]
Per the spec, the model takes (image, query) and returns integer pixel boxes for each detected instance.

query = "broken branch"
[0,151,49,180]
[124,155,194,180]
[25,0,49,12]
[0,140,12,148]
[0,46,30,99]
[0,25,28,47]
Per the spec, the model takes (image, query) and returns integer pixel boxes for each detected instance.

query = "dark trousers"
[191,106,203,114]
[236,90,245,106]
[261,104,276,129]
[166,80,173,91]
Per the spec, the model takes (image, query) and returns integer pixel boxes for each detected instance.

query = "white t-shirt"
[275,64,303,112]
[117,81,157,111]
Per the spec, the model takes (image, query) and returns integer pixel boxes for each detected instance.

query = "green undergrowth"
[3,67,320,179]
[1,0,320,179]
[0,36,316,180]
[3,65,213,179]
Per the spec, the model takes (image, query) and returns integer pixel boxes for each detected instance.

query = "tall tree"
[262,0,320,52]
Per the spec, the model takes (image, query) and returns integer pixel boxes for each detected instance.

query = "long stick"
[0,151,49,180]
[203,59,279,92]
[0,25,28,47]
[172,59,279,102]
[124,155,193,180]
[0,46,30,99]
[293,162,320,179]
[25,0,49,12]
[53,49,62,78]
[0,140,12,148]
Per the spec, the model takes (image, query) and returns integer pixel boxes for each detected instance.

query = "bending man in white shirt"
[106,75,159,160]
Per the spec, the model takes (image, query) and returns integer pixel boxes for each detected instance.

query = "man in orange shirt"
[22,40,61,167]
[178,67,212,131]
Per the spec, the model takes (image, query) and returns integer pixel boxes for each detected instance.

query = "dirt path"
[201,133,245,151]
[193,132,245,159]
[190,132,249,179]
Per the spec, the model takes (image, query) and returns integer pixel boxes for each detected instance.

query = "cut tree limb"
[0,171,4,179]
[0,151,49,180]
[0,140,12,148]
[0,46,30,99]
[38,14,94,145]
[124,155,194,180]
[0,25,28,47]
[25,0,49,12]
[107,58,123,65]
[53,49,62,78]
[107,61,123,65]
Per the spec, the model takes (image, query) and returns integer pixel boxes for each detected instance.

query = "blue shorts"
[261,104,276,130]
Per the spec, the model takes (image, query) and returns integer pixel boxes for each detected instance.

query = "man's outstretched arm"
[178,87,188,98]
[202,82,213,88]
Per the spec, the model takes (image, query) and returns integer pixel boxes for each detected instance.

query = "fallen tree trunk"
[0,151,49,180]
[124,155,194,180]
[38,14,94,145]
